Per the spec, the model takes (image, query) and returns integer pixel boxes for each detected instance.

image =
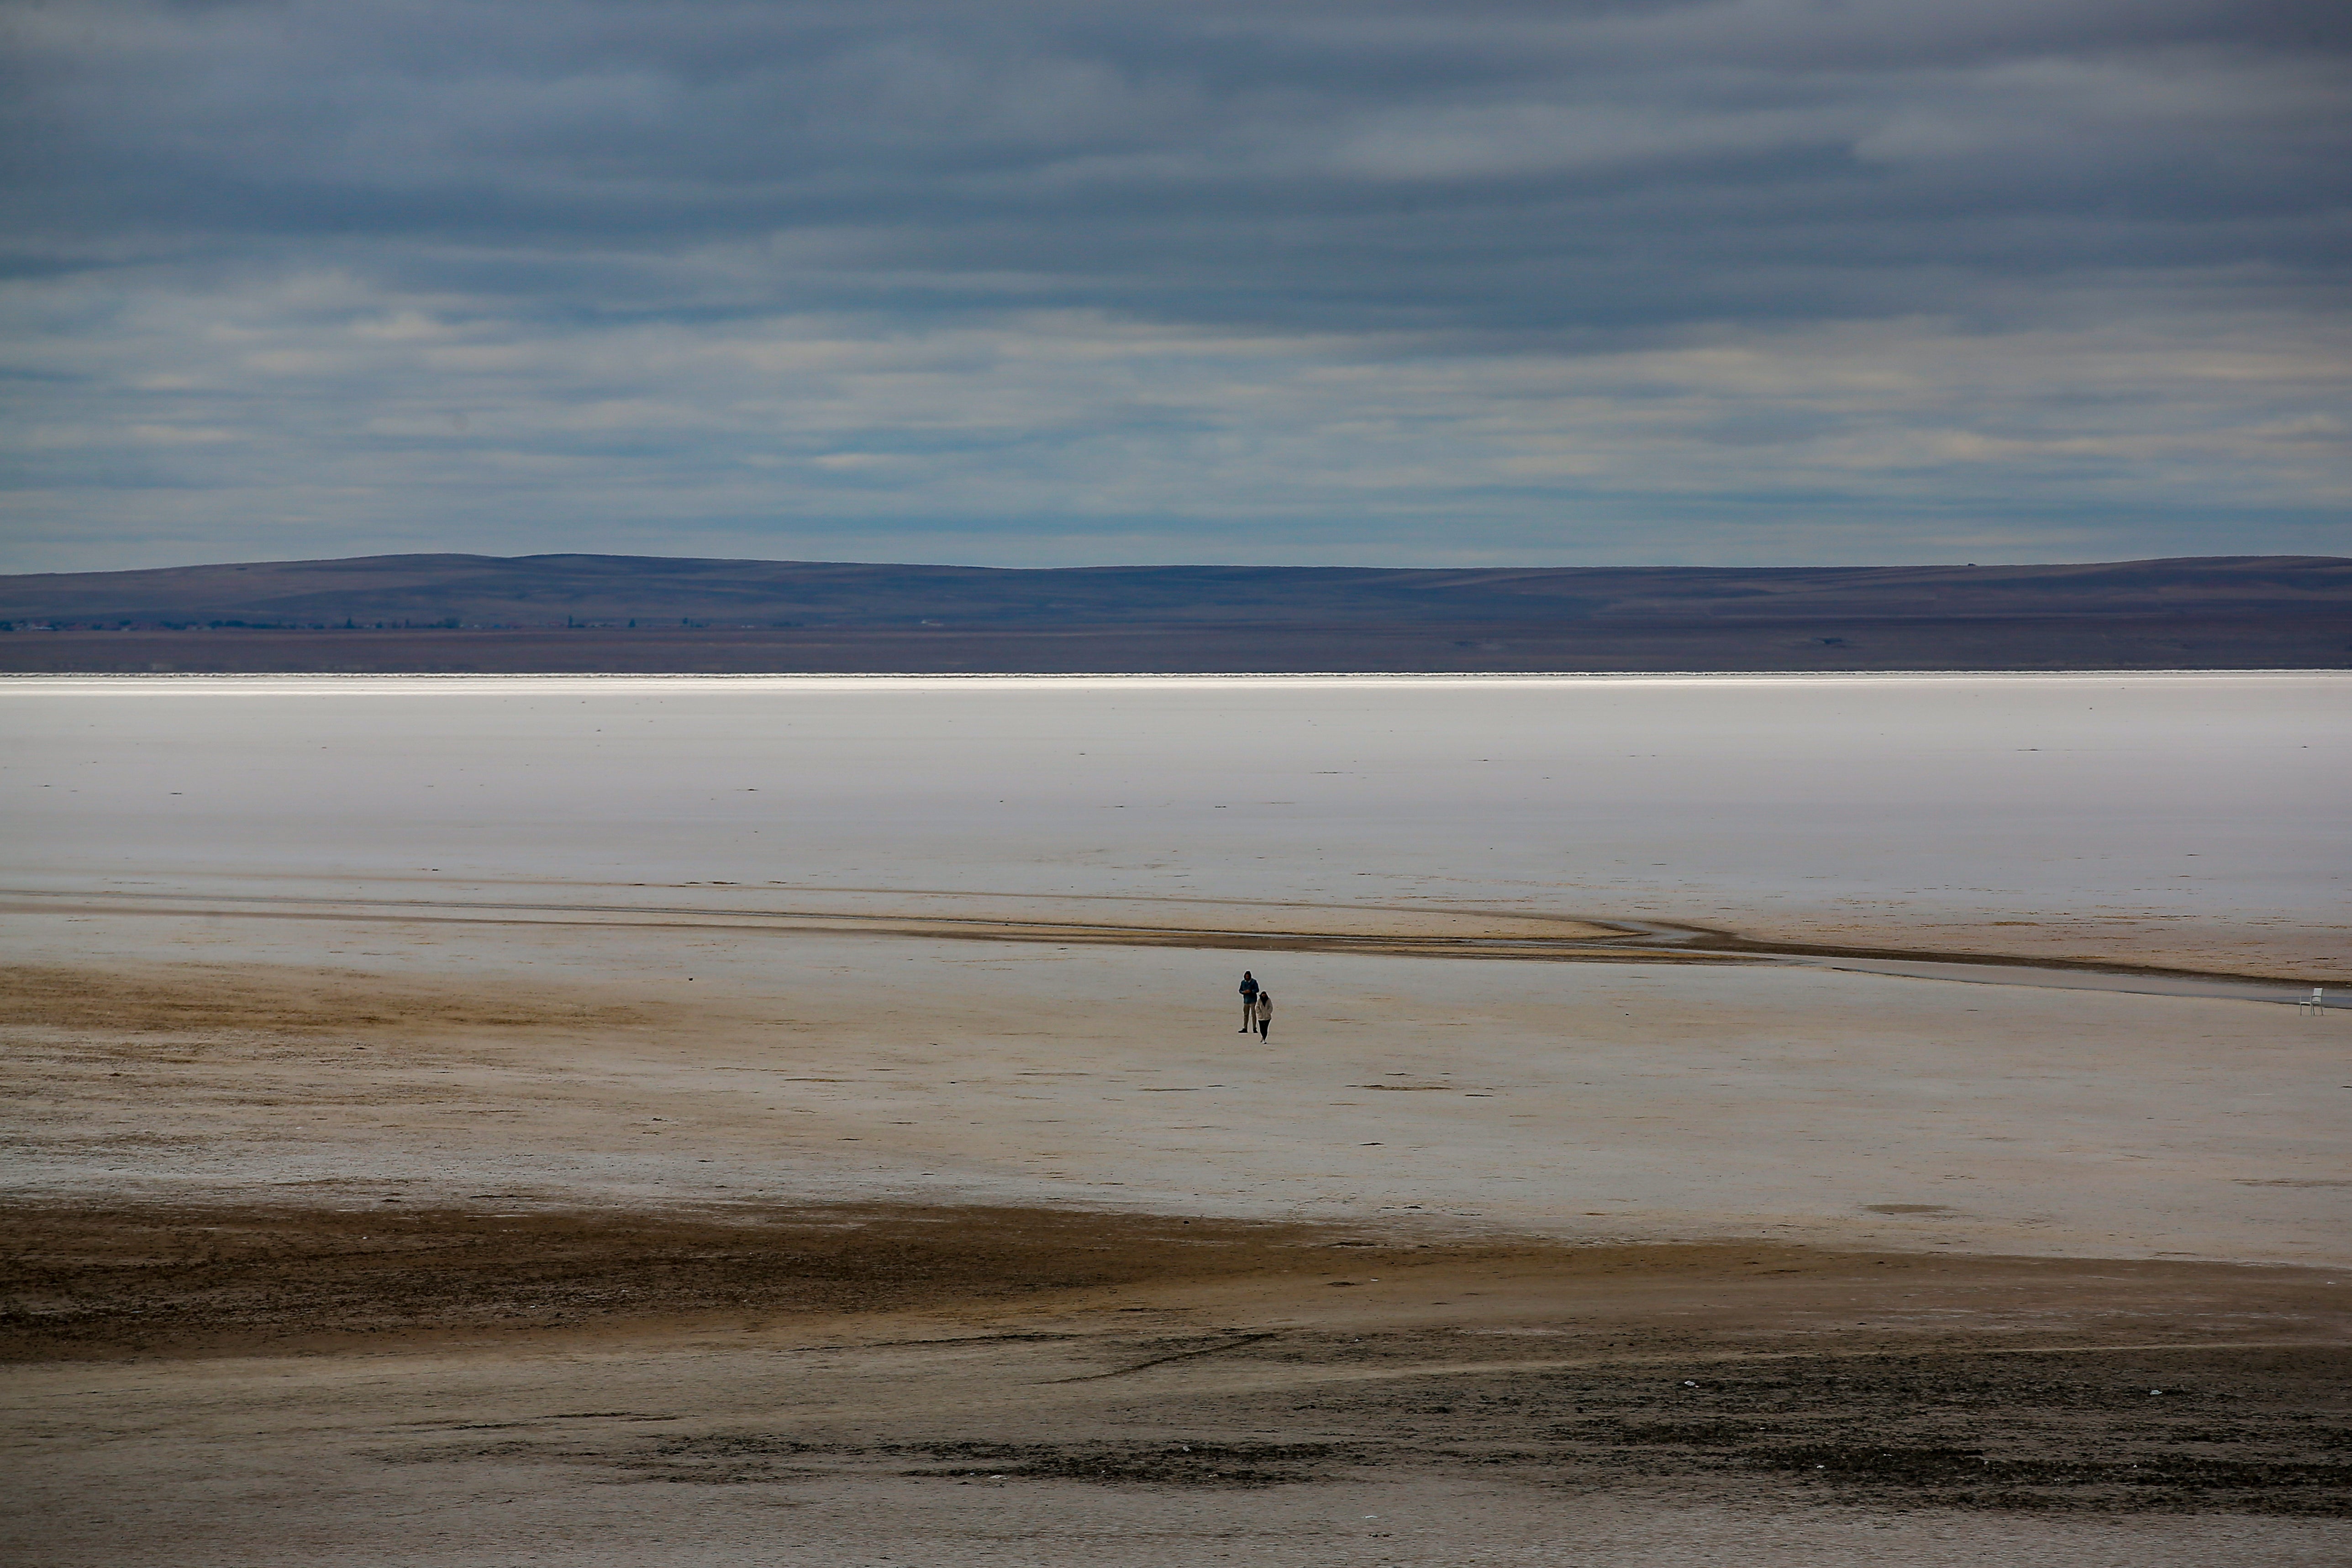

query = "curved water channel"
[1580,917,2345,1008]
[5,885,2340,1010]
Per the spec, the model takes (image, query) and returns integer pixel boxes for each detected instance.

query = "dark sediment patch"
[354,1336,2352,1515]
[1199,1343,2352,1515]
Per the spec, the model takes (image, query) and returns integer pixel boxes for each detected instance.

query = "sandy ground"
[1,914,2346,1259]
[4,675,2348,1563]
[4,906,2348,1563]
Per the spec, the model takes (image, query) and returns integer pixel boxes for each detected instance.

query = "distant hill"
[5,552,2349,629]
[2,552,2347,672]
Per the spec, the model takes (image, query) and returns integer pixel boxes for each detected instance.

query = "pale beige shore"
[4,900,2344,1263]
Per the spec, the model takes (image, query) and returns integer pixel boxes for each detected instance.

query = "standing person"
[1254,988,1273,1041]
[1237,970,1260,1033]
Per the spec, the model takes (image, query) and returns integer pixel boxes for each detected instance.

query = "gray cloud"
[2,0,2346,569]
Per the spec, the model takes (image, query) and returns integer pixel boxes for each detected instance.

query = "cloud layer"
[4,0,2347,568]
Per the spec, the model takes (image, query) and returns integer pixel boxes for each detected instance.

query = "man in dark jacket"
[1237,971,1259,1033]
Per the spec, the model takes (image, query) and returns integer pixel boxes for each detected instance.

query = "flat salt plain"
[4,672,2349,1567]
[2,672,2347,1251]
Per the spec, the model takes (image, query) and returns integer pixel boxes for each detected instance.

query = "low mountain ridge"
[5,552,2346,630]
[3,552,2345,671]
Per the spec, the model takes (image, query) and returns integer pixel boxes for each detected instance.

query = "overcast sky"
[3,0,2347,571]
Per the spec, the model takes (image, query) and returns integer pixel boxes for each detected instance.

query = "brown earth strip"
[0,1201,1338,1360]
[5,1199,2346,1366]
